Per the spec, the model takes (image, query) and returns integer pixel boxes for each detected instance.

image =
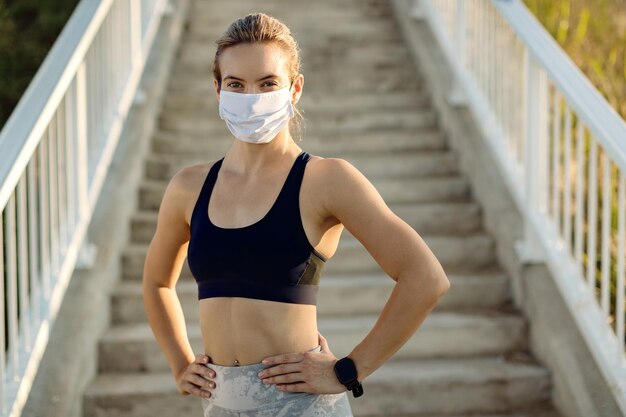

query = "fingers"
[263,371,305,385]
[179,355,217,399]
[259,362,302,383]
[181,379,213,399]
[195,360,216,379]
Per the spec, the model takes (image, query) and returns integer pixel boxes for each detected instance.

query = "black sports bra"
[187,150,327,305]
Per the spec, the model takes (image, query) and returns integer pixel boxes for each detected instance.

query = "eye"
[263,81,278,87]
[226,81,242,88]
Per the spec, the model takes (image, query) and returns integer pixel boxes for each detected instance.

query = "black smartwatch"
[333,356,364,398]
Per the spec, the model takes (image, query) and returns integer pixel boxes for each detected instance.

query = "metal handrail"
[0,0,170,415]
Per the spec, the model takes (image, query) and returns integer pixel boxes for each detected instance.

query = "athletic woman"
[142,12,450,417]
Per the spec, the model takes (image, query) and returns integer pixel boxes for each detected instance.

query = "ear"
[214,79,220,100]
[291,73,304,104]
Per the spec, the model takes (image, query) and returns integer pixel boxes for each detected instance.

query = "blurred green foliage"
[0,0,80,128]
[523,0,626,119]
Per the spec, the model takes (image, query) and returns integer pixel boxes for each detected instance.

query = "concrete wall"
[21,1,190,416]
[390,1,622,417]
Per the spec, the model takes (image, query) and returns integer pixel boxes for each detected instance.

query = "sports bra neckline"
[206,150,306,231]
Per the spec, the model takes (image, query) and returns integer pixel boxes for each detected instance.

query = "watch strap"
[346,379,364,397]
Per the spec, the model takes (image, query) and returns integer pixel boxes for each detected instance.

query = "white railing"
[0,0,171,415]
[412,0,626,412]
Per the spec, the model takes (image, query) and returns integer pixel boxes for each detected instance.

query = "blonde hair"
[212,13,305,141]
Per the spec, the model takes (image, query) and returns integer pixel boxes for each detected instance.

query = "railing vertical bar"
[111,2,118,103]
[117,0,123,103]
[6,193,19,380]
[94,31,101,167]
[484,3,490,105]
[131,0,142,69]
[48,118,59,283]
[103,12,109,129]
[16,174,31,349]
[466,0,473,77]
[487,5,497,123]
[516,39,524,166]
[27,159,41,324]
[513,39,521,158]
[574,120,585,268]
[552,91,562,239]
[600,153,611,315]
[492,6,498,120]
[39,134,51,300]
[65,82,76,234]
[0,209,6,413]
[563,106,572,252]
[471,0,477,81]
[76,63,89,221]
[480,2,489,93]
[617,171,625,359]
[535,68,550,214]
[57,101,68,254]
[586,140,598,289]
[87,48,94,182]
[500,10,508,150]
[478,1,484,93]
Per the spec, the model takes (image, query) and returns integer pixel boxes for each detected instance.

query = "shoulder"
[305,155,360,184]
[160,159,222,224]
[305,155,381,218]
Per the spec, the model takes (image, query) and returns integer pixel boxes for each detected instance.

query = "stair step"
[187,6,395,24]
[325,233,496,274]
[137,175,471,212]
[143,149,461,181]
[84,357,551,417]
[113,269,510,324]
[151,129,447,155]
[169,63,421,91]
[186,16,401,40]
[130,199,482,245]
[176,41,411,67]
[99,310,527,373]
[162,89,432,113]
[156,107,437,135]
[122,231,496,281]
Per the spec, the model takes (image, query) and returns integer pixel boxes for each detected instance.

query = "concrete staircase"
[83,0,564,416]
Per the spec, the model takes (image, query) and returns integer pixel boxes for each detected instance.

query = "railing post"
[130,0,143,68]
[446,0,467,107]
[0,214,5,413]
[75,62,98,270]
[515,49,546,263]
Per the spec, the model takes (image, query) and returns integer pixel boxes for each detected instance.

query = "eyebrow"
[223,74,280,82]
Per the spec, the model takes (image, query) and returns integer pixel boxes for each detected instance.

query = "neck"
[223,129,302,176]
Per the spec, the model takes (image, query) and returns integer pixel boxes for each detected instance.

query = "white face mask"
[218,84,295,144]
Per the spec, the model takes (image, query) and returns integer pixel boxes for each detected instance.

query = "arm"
[142,167,196,392]
[320,158,451,382]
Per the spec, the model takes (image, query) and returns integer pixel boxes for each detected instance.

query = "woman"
[142,12,450,417]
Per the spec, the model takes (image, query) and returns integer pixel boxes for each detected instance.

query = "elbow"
[436,274,451,298]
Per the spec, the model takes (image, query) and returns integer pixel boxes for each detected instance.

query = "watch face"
[335,358,357,383]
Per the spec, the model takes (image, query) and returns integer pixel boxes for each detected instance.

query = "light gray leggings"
[201,345,354,416]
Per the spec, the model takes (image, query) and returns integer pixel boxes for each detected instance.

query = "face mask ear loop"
[289,77,296,104]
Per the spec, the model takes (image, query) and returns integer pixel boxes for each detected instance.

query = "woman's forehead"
[220,43,289,79]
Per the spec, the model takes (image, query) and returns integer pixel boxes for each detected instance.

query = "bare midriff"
[199,297,319,366]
